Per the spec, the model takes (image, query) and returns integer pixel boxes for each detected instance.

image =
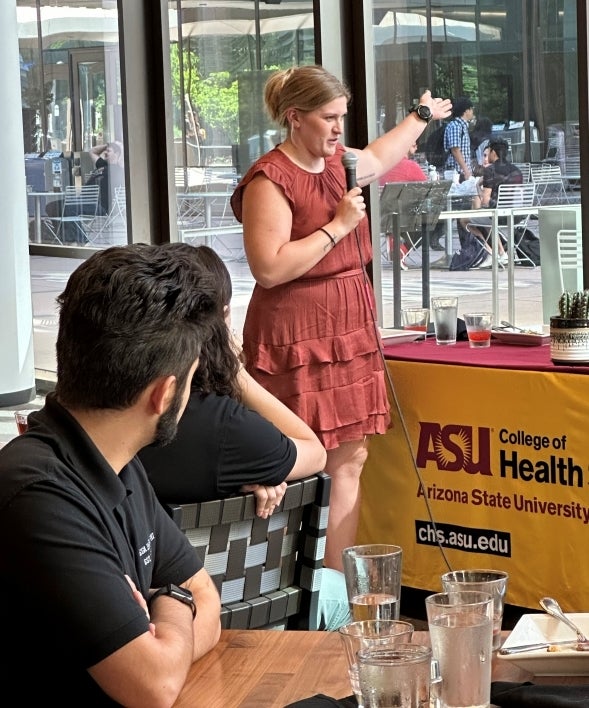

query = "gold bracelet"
[319,227,337,249]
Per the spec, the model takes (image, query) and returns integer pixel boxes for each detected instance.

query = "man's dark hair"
[488,138,510,162]
[55,243,217,409]
[452,96,474,118]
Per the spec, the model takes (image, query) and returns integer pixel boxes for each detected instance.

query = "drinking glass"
[339,619,414,707]
[14,410,33,434]
[463,312,493,348]
[425,590,493,708]
[431,296,458,345]
[441,569,509,650]
[357,644,432,708]
[342,545,403,622]
[401,308,430,332]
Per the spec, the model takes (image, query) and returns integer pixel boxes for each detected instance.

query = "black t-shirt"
[139,391,297,504]
[481,161,523,207]
[0,394,201,704]
[92,156,124,214]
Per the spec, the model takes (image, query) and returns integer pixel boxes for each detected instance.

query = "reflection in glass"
[17,1,126,249]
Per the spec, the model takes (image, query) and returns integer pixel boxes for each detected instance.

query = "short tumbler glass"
[339,620,414,708]
[357,644,432,708]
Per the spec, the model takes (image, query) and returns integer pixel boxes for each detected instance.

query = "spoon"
[539,597,589,647]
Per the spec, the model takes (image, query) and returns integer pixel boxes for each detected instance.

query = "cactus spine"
[558,290,589,319]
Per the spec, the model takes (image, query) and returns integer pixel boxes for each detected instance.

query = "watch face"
[417,105,432,121]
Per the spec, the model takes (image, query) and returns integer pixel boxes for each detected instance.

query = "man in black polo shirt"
[0,244,222,705]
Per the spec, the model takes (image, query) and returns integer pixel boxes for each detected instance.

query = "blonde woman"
[231,65,451,570]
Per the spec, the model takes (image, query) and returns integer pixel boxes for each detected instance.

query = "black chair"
[165,472,331,630]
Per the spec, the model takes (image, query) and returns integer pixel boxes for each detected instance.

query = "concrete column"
[0,2,35,405]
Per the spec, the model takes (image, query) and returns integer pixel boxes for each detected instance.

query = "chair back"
[513,162,531,182]
[166,472,331,630]
[495,182,536,211]
[530,164,570,204]
[556,229,583,293]
[530,164,563,183]
[62,184,100,215]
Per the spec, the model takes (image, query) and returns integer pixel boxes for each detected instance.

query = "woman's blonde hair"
[264,65,351,128]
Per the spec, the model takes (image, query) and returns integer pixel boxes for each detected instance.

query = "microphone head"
[341,152,358,170]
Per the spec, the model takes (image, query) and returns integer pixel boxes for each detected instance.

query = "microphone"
[341,151,358,190]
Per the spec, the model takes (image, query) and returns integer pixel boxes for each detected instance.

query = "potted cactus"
[550,290,589,364]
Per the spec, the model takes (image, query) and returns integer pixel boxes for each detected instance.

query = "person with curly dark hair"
[139,245,327,519]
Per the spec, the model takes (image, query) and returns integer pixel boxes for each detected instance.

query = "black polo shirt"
[0,394,201,705]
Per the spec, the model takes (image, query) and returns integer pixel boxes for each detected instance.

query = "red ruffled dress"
[230,144,390,450]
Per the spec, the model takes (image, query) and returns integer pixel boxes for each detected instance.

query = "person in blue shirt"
[444,96,474,179]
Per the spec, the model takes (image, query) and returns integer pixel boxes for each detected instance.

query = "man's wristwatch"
[148,583,197,619]
[409,104,433,123]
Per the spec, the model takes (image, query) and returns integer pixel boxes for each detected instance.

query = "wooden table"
[174,629,587,707]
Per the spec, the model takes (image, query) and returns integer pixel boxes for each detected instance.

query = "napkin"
[283,695,357,708]
[491,681,589,706]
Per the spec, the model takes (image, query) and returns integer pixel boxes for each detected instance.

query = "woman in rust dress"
[231,65,451,570]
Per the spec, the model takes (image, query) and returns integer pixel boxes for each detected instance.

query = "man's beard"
[152,386,184,448]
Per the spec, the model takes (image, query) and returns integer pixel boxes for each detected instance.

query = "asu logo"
[415,422,492,475]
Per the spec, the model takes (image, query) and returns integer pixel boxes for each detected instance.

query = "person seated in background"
[0,243,222,705]
[378,141,444,259]
[139,245,351,631]
[465,138,522,268]
[379,141,426,185]
[87,141,125,215]
[44,141,124,244]
[456,145,506,269]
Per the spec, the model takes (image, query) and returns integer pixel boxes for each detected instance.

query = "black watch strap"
[148,583,197,619]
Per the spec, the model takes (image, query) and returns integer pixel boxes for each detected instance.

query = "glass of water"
[339,619,414,708]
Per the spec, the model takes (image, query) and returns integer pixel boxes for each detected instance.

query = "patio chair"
[87,185,127,244]
[43,185,100,245]
[556,228,583,292]
[513,162,531,182]
[497,182,538,267]
[465,182,537,268]
[530,164,570,205]
[165,471,331,630]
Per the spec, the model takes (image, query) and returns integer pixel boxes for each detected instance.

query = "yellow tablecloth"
[358,342,589,610]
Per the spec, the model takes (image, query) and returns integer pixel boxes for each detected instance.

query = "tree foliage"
[170,45,238,144]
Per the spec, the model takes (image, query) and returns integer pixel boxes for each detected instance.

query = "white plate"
[498,613,589,676]
[492,330,550,346]
[379,328,425,345]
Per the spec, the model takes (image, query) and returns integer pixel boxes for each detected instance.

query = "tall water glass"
[441,569,509,650]
[425,590,493,708]
[339,619,414,708]
[342,544,403,622]
[431,296,458,345]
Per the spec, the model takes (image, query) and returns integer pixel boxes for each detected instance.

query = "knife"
[499,640,586,655]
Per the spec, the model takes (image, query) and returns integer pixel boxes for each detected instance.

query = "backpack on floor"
[449,233,487,271]
[514,227,541,266]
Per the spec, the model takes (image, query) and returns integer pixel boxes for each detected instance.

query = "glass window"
[371,1,580,328]
[18,1,127,249]
[168,0,315,334]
